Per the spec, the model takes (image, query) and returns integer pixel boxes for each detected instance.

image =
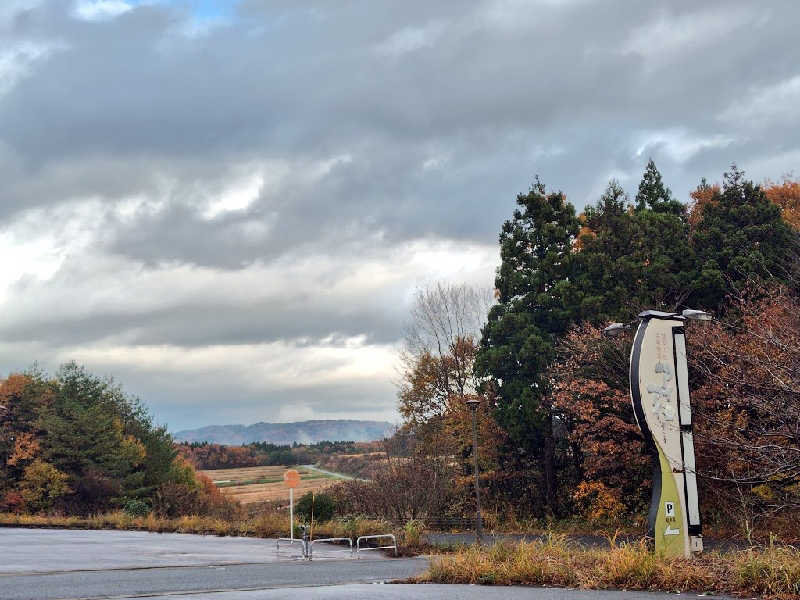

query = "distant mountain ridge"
[173,419,394,445]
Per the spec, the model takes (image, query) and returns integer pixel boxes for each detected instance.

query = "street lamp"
[465,397,483,542]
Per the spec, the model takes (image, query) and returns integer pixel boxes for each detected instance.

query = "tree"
[330,456,459,523]
[634,159,684,216]
[476,179,582,512]
[689,286,800,537]
[551,324,650,522]
[764,176,800,231]
[402,282,492,399]
[19,460,71,513]
[0,372,53,487]
[398,282,494,458]
[688,178,719,232]
[690,165,799,310]
[577,179,696,316]
[296,491,336,523]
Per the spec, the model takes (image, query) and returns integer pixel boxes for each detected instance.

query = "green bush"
[123,498,151,517]
[403,519,425,547]
[296,491,335,523]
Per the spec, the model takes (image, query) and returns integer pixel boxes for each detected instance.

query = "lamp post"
[465,397,483,542]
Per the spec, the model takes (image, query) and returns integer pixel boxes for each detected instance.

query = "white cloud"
[719,74,800,126]
[623,6,755,64]
[376,21,447,57]
[2,0,798,429]
[202,171,265,220]
[635,129,735,164]
[73,0,132,21]
[0,41,59,96]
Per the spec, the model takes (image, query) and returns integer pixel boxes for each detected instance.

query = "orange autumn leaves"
[551,287,800,531]
[689,175,799,231]
[764,177,800,231]
[551,324,650,523]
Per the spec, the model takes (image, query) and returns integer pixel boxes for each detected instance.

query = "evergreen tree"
[575,181,640,318]
[690,165,799,309]
[578,179,696,316]
[35,363,177,512]
[634,158,685,216]
[476,179,581,512]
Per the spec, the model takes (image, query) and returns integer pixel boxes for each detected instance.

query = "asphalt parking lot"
[0,528,734,600]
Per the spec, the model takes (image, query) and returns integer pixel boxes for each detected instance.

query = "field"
[201,465,342,505]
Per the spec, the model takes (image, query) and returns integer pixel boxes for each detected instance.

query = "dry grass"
[221,478,336,504]
[0,510,401,546]
[200,465,298,483]
[421,536,800,600]
[201,466,337,505]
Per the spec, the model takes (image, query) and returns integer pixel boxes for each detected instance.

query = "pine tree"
[576,179,696,316]
[476,179,581,513]
[634,158,685,216]
[690,165,799,309]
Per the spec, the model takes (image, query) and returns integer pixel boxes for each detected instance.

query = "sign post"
[283,469,300,541]
[629,310,703,558]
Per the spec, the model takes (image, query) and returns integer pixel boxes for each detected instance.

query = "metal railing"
[276,537,308,559]
[356,534,397,558]
[308,537,354,560]
[276,527,398,560]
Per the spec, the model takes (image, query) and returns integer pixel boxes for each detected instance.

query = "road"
[0,528,734,599]
[302,464,359,480]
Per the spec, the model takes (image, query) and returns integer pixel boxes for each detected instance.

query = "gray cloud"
[0,0,798,429]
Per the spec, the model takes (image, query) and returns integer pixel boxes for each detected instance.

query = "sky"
[1,0,798,431]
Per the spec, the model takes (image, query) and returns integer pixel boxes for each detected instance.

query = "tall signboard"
[630,311,702,558]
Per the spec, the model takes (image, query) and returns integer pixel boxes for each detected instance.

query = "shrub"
[70,470,120,515]
[19,460,71,513]
[153,483,201,517]
[329,456,458,523]
[1,490,26,514]
[403,519,425,547]
[296,492,335,523]
[123,498,151,517]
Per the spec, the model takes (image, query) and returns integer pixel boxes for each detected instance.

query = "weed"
[420,539,800,599]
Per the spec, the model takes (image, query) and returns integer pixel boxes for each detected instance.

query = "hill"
[173,420,394,445]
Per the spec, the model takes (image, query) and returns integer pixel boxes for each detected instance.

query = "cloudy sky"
[1,0,798,431]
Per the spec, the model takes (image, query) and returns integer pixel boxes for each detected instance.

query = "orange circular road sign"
[283,469,301,488]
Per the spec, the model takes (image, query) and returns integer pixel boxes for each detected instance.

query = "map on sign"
[283,469,300,488]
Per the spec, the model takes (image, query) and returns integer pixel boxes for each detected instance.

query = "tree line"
[176,440,363,470]
[0,364,235,518]
[392,163,799,537]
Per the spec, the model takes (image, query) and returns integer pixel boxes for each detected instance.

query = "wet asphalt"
[0,528,736,599]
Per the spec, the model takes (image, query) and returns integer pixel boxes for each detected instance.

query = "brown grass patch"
[421,537,800,600]
[0,511,401,546]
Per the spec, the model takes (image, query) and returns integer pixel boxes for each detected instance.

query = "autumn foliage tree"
[764,176,800,231]
[688,286,800,537]
[551,324,650,522]
[398,282,501,465]
[388,162,798,533]
[0,363,237,517]
[477,161,799,527]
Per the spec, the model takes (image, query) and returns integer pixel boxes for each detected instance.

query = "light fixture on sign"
[681,309,712,321]
[603,322,630,336]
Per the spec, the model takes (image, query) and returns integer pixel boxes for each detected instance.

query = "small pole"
[466,398,483,542]
[289,488,294,541]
